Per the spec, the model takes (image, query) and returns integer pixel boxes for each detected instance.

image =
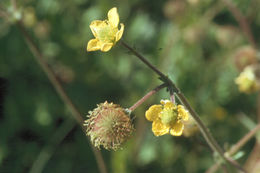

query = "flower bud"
[84,101,134,150]
[235,65,260,93]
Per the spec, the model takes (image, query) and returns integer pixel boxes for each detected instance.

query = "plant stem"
[206,123,260,173]
[168,86,175,104]
[244,93,260,171]
[121,41,169,80]
[29,118,76,173]
[129,84,166,111]
[121,40,246,173]
[228,124,260,156]
[16,21,107,173]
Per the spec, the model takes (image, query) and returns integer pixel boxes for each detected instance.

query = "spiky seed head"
[84,101,134,150]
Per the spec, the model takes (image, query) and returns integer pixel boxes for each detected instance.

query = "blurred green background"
[1,0,260,172]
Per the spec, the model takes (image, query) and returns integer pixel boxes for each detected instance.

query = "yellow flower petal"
[87,39,101,51]
[170,121,184,136]
[89,20,105,38]
[145,105,162,121]
[164,102,175,109]
[152,120,170,136]
[115,23,124,42]
[160,99,175,109]
[177,105,189,121]
[100,42,113,52]
[108,7,119,28]
[160,99,170,105]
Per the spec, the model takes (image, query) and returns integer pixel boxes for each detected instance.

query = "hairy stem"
[16,21,107,173]
[121,40,246,173]
[129,84,167,111]
[168,86,175,104]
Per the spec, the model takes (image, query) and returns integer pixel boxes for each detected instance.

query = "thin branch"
[29,119,76,173]
[221,0,257,48]
[206,124,260,173]
[206,163,221,173]
[228,124,260,156]
[169,86,175,104]
[129,83,166,111]
[16,21,107,173]
[121,41,167,79]
[17,21,84,127]
[243,93,260,171]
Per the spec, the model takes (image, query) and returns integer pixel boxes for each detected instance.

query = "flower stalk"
[168,86,176,104]
[121,40,246,173]
[129,83,167,111]
[207,123,260,173]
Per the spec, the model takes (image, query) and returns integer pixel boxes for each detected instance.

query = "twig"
[129,84,166,111]
[206,124,260,173]
[221,0,257,48]
[17,21,85,127]
[206,163,221,173]
[169,86,175,104]
[29,118,76,173]
[121,41,168,80]
[243,93,260,171]
[121,40,246,173]
[228,124,260,156]
[16,21,107,173]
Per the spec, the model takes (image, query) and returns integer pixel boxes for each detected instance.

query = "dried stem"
[206,163,221,173]
[16,21,107,173]
[206,124,260,173]
[16,21,85,127]
[29,119,76,173]
[228,124,260,156]
[243,93,260,171]
[129,84,166,111]
[221,0,257,48]
[121,40,246,173]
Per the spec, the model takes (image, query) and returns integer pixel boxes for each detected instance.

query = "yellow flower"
[87,7,124,52]
[235,66,260,93]
[145,100,189,137]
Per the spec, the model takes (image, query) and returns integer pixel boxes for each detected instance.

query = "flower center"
[160,108,178,125]
[96,22,118,43]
